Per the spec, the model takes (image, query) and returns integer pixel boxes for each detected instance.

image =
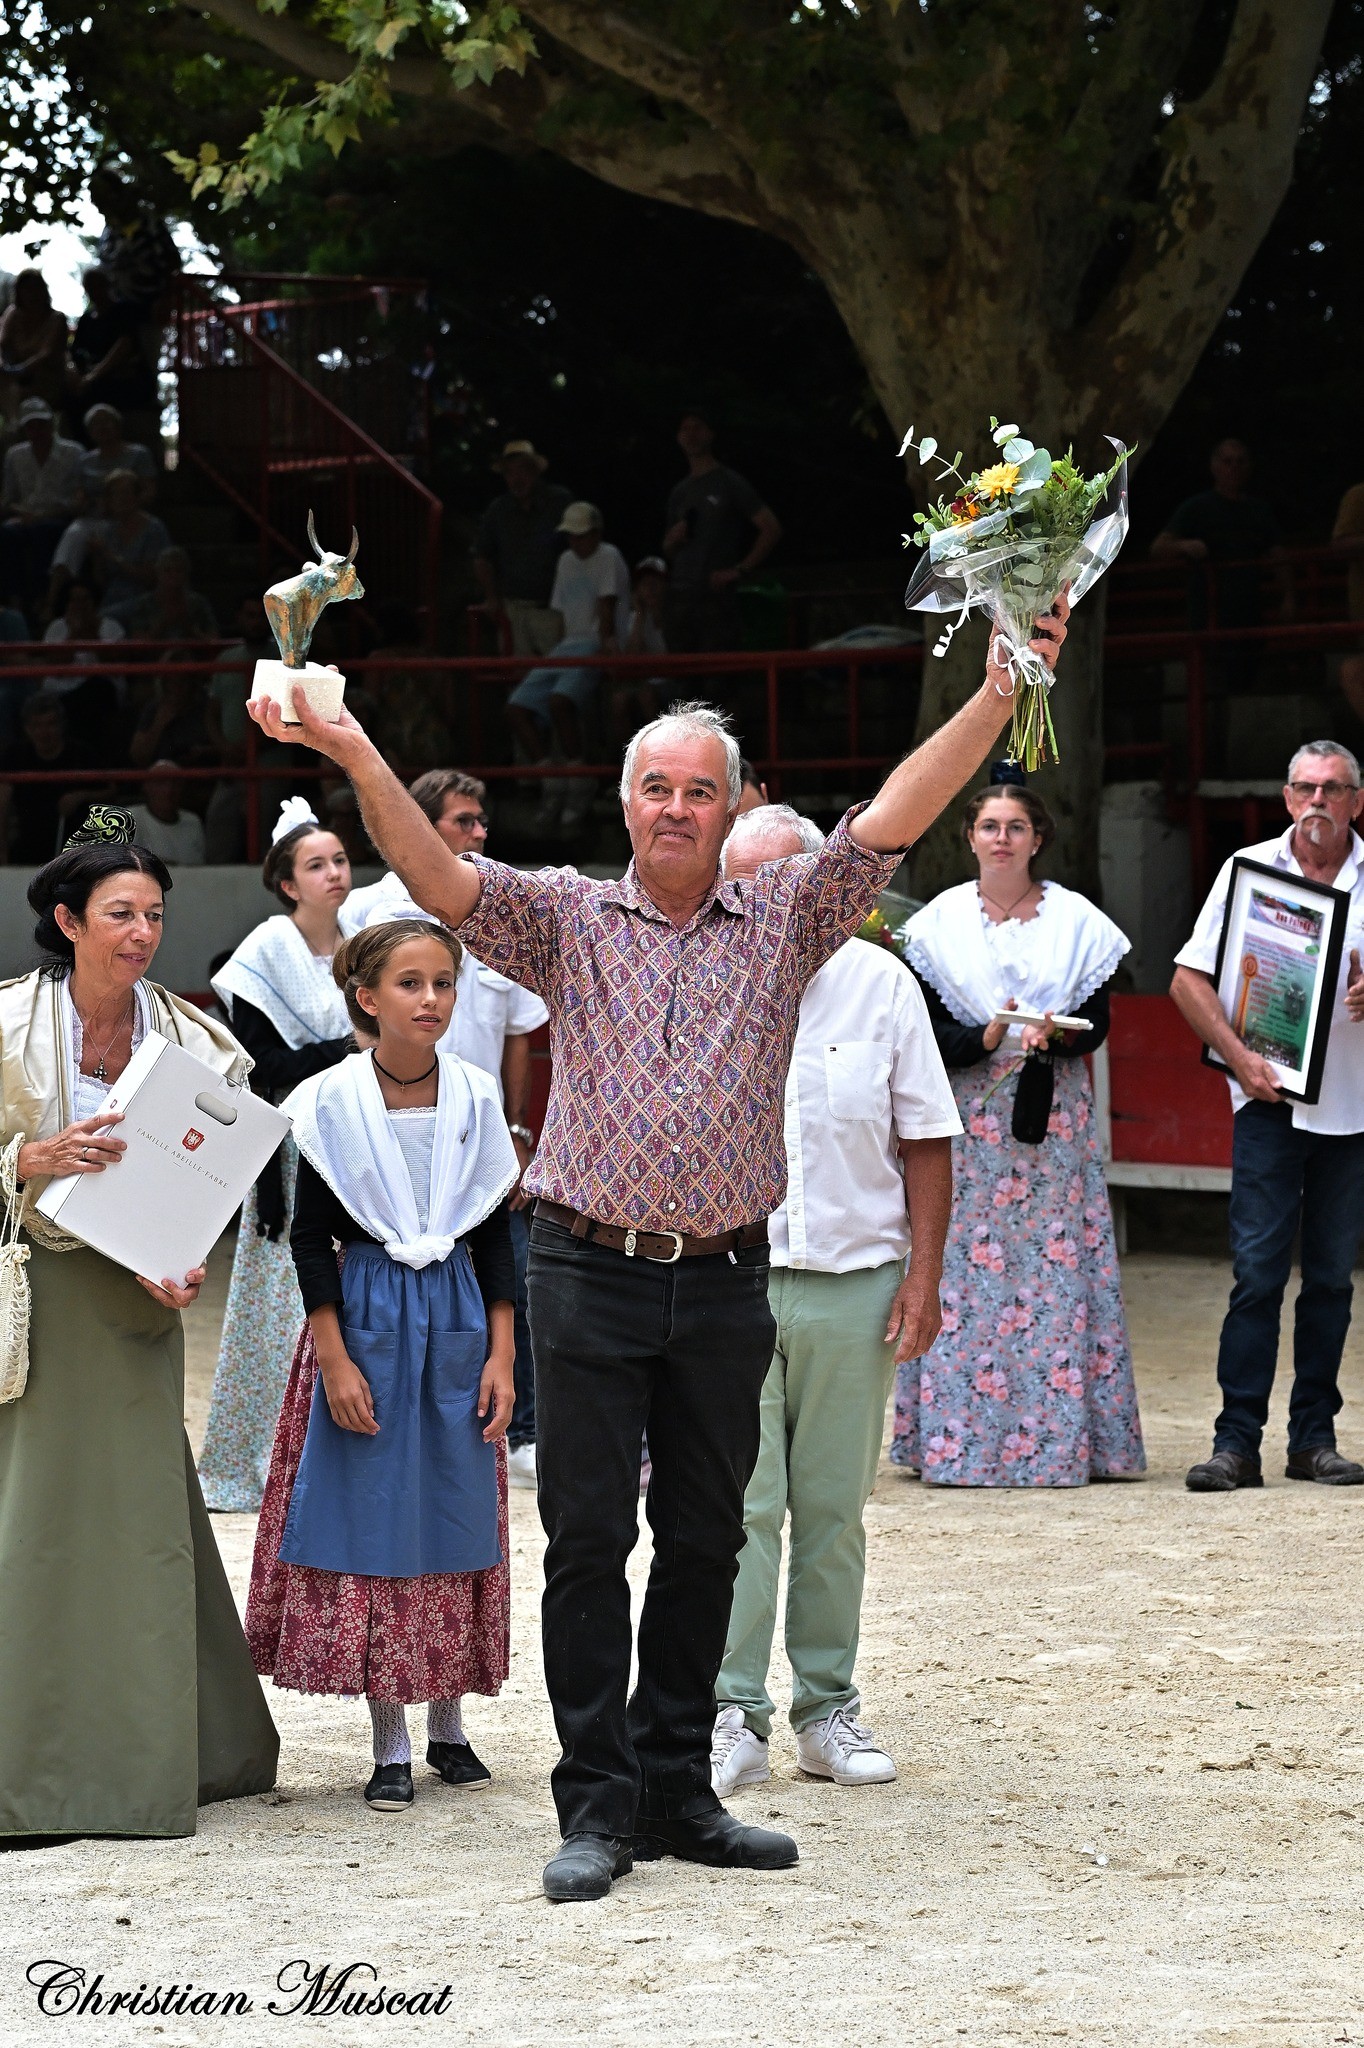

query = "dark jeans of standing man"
[527,1216,776,1839]
[1214,1101,1364,1457]
[507,1204,535,1451]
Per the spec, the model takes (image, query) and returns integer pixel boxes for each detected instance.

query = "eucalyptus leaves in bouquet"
[901,421,1131,771]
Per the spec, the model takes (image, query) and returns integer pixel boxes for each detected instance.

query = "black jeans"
[1214,1102,1364,1457]
[507,1204,535,1450]
[527,1216,775,1838]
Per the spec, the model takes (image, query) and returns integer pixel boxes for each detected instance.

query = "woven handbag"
[0,1133,31,1404]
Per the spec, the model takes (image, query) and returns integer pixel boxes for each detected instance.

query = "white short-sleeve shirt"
[340,871,548,1103]
[548,541,631,643]
[1175,824,1364,1135]
[770,937,962,1273]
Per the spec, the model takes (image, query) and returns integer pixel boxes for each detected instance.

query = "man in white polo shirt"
[710,805,959,1791]
[1172,740,1364,1491]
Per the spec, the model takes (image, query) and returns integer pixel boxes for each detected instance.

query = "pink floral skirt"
[892,1053,1146,1488]
[245,1317,510,1703]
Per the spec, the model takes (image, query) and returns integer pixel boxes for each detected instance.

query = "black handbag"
[1011,1049,1055,1145]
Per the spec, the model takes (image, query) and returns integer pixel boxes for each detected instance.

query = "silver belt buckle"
[650,1230,684,1264]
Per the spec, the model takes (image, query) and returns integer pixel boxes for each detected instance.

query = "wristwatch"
[508,1123,536,1148]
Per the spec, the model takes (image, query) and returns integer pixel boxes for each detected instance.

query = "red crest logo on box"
[182,1128,205,1152]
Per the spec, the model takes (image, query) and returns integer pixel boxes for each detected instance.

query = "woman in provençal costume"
[0,808,277,1836]
[893,769,1146,1488]
[196,798,353,1511]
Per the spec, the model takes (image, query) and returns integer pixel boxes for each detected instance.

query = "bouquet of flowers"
[900,421,1130,770]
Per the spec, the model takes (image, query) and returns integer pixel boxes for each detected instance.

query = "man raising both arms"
[246,598,1070,1904]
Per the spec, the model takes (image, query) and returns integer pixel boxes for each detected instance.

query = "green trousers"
[716,1261,902,1738]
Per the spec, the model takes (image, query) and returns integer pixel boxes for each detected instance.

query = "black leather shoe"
[634,1806,798,1870]
[426,1739,492,1789]
[1185,1448,1263,1492]
[364,1763,414,1810]
[1286,1445,1364,1485]
[542,1833,633,1903]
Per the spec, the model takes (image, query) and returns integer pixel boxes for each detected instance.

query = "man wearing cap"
[473,441,572,658]
[0,398,84,613]
[506,502,631,835]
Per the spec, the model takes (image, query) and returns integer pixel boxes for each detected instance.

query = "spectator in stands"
[0,398,84,617]
[111,545,217,640]
[0,270,69,420]
[67,266,158,438]
[90,167,183,317]
[1332,478,1364,723]
[129,657,216,771]
[127,760,206,866]
[204,595,277,862]
[505,501,630,836]
[473,440,571,657]
[77,402,156,503]
[369,599,452,772]
[737,757,769,813]
[41,578,126,756]
[0,690,100,864]
[608,555,669,752]
[662,410,781,652]
[49,468,169,619]
[1151,438,1291,630]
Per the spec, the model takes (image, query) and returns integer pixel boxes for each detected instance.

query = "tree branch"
[1081,0,1335,443]
[517,3,731,129]
[185,0,449,96]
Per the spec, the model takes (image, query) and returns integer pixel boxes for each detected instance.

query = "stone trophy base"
[251,657,346,725]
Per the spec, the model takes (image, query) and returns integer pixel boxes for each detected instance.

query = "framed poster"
[1203,856,1351,1103]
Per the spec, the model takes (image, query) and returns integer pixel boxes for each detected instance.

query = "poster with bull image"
[1204,856,1351,1103]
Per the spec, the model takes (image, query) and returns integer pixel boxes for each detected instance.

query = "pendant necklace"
[77,995,135,1082]
[373,1055,439,1091]
[979,880,1037,921]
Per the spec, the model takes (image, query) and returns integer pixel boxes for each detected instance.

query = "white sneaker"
[710,1704,770,1795]
[795,1699,896,1785]
[506,1442,537,1490]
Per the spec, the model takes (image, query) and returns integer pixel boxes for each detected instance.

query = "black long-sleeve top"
[229,996,352,1240]
[289,1152,516,1319]
[913,974,1114,1070]
[229,996,352,1098]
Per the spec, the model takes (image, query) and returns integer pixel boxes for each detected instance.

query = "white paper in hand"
[36,1032,290,1288]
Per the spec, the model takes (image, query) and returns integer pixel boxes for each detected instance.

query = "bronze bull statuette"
[264,511,364,669]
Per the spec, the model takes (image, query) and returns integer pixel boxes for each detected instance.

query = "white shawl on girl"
[903,880,1129,1027]
[211,914,350,1050]
[283,1051,518,1269]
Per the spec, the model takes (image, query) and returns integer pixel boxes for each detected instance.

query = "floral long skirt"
[198,1143,305,1513]
[245,1317,510,1704]
[892,1054,1146,1488]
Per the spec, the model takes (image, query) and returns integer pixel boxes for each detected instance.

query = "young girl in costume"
[245,919,518,1810]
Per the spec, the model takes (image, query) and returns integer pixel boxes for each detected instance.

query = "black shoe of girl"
[426,1740,492,1789]
[364,1763,414,1810]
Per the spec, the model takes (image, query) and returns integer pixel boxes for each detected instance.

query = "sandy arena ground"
[3,1243,1364,2047]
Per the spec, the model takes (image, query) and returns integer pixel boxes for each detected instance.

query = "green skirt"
[0,1241,279,1836]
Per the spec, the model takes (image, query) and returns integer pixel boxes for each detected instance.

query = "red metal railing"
[174,278,443,639]
[2,620,1356,888]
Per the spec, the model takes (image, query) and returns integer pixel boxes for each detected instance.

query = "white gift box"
[251,656,346,725]
[36,1033,291,1288]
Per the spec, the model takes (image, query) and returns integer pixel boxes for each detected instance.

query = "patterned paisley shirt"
[459,809,903,1234]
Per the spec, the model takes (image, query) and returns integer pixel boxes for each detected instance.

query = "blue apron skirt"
[280,1241,500,1577]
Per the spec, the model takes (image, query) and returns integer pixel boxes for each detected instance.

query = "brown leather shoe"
[1285,1446,1364,1485]
[1185,1448,1263,1491]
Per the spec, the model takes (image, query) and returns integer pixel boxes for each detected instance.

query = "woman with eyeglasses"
[196,799,354,1512]
[891,768,1146,1489]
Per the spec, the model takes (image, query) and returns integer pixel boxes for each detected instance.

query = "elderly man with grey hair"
[1172,740,1364,1491]
[712,805,959,1795]
[244,590,1072,1903]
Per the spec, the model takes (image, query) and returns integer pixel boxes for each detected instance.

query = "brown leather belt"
[534,1199,767,1264]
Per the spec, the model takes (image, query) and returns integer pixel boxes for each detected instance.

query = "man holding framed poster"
[1171,741,1364,1491]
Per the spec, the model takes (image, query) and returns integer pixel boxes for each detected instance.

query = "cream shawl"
[0,970,251,1249]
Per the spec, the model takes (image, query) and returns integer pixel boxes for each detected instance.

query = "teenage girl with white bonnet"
[197,797,354,1511]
